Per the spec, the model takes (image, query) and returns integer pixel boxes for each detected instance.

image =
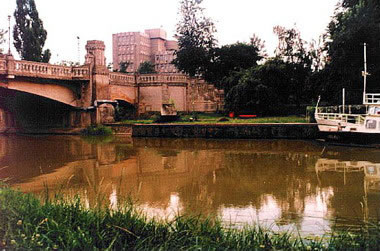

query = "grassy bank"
[121,115,308,125]
[0,186,379,250]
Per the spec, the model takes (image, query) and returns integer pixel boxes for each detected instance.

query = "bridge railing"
[0,57,6,74]
[109,73,189,86]
[137,74,188,84]
[109,72,135,85]
[9,60,90,80]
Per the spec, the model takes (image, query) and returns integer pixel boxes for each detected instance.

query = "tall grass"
[0,185,379,250]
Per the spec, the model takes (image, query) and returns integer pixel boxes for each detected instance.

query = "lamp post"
[77,36,80,64]
[7,15,11,55]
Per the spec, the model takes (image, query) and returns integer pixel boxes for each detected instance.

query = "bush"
[82,125,113,136]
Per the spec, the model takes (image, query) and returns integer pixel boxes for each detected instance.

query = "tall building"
[112,28,179,73]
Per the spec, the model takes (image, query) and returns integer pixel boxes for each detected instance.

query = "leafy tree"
[119,61,131,73]
[173,0,217,77]
[224,68,275,115]
[323,0,380,103]
[273,25,311,67]
[250,33,267,58]
[13,0,51,62]
[137,61,156,74]
[207,42,262,92]
[0,29,7,53]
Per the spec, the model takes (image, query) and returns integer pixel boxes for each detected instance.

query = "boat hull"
[318,131,380,147]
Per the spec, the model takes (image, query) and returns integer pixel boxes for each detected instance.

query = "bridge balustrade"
[137,74,188,84]
[0,58,6,73]
[109,72,135,85]
[8,60,90,80]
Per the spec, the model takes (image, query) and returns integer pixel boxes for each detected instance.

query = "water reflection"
[0,136,379,235]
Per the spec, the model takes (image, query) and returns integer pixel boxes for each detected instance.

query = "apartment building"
[112,28,179,73]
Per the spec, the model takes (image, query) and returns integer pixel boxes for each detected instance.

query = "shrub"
[82,125,113,136]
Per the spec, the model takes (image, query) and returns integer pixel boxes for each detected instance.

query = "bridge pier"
[0,108,16,133]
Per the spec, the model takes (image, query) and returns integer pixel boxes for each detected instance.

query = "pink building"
[112,28,179,73]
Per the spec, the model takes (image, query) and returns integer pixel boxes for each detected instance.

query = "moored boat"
[315,43,380,146]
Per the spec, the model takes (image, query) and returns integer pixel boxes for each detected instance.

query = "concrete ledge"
[131,123,319,139]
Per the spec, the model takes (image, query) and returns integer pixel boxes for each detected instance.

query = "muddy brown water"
[1,135,379,235]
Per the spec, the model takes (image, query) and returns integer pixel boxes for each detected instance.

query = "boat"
[314,43,380,146]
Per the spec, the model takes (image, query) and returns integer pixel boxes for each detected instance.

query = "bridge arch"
[2,79,81,107]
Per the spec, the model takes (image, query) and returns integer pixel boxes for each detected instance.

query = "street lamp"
[77,36,80,64]
[7,15,11,55]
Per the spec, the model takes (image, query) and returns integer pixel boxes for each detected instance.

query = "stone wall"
[131,124,319,139]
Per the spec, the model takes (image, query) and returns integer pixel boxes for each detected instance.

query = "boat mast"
[363,43,368,104]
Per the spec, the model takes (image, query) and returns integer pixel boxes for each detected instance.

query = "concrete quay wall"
[130,123,319,139]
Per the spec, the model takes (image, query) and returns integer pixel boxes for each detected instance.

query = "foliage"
[250,33,268,58]
[322,0,380,104]
[137,61,156,74]
[206,42,262,89]
[82,125,113,136]
[225,68,274,115]
[273,25,311,67]
[173,0,217,77]
[1,186,379,250]
[119,61,131,73]
[0,29,7,53]
[13,0,51,62]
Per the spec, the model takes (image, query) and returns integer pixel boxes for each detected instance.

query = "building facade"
[112,28,178,73]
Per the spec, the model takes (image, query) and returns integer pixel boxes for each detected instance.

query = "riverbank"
[129,123,318,139]
[0,186,379,250]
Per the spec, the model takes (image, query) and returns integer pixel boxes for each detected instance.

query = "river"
[0,135,379,235]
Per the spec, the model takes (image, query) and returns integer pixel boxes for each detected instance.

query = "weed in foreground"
[0,185,379,250]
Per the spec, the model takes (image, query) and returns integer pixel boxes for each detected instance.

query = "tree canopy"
[173,0,217,77]
[323,0,380,103]
[13,0,51,62]
[137,61,156,74]
[119,61,131,73]
[0,29,7,53]
[172,0,380,114]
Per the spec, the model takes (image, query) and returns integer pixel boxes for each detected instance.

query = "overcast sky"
[0,0,339,64]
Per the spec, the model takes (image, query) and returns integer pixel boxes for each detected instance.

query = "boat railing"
[364,93,380,105]
[316,105,366,115]
[316,112,366,124]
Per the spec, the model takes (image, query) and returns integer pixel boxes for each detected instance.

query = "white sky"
[0,0,339,65]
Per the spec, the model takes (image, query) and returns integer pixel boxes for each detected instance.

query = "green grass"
[121,114,307,125]
[0,185,379,250]
[82,125,113,136]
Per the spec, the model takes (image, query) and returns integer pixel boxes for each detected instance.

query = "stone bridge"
[0,40,223,133]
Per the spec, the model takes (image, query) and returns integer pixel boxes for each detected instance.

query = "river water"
[0,135,379,235]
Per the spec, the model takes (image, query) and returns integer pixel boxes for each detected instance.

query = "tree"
[13,0,51,62]
[206,42,262,92]
[224,68,275,115]
[273,25,311,67]
[250,33,267,58]
[137,61,156,74]
[173,0,217,77]
[321,0,380,104]
[0,29,7,53]
[119,61,131,73]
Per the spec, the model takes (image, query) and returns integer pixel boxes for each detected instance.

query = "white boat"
[315,43,380,145]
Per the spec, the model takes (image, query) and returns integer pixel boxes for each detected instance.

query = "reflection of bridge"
[0,40,223,132]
